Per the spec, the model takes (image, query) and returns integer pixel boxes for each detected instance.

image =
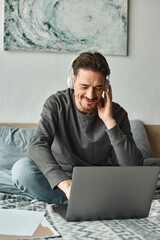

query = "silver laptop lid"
[66,166,159,221]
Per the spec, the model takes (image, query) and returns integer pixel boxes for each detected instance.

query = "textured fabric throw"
[1,192,160,240]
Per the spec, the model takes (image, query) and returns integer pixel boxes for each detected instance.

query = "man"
[12,52,143,204]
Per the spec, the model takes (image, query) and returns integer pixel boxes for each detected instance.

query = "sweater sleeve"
[106,113,144,166]
[27,96,70,189]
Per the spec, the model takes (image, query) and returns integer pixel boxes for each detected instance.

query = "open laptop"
[53,166,159,221]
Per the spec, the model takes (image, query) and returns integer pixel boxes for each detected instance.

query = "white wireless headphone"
[67,56,77,89]
[67,56,110,90]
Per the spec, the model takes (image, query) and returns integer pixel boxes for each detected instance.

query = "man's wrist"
[57,179,71,192]
[57,179,72,199]
[104,119,117,130]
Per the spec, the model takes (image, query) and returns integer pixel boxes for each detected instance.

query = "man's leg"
[12,157,68,205]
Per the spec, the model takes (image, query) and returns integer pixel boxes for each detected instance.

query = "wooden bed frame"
[0,123,160,158]
[144,125,160,158]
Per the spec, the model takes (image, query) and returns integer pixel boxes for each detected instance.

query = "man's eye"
[96,87,103,90]
[81,86,87,89]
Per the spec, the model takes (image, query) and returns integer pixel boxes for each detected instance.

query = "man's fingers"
[108,85,112,101]
[104,85,112,104]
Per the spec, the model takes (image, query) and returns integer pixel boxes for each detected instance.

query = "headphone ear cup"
[67,75,73,88]
[67,55,79,89]
[67,61,74,88]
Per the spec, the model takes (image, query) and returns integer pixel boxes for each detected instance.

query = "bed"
[0,120,160,240]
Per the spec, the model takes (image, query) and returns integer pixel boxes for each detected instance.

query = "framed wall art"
[4,0,128,55]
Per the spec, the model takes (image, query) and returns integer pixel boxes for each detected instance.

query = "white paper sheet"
[0,209,45,236]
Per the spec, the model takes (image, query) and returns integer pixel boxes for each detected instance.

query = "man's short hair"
[72,51,110,79]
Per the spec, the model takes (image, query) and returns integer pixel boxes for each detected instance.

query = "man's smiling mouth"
[83,97,97,104]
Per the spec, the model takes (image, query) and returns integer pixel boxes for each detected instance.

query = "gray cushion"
[0,126,35,170]
[130,119,153,158]
[0,126,35,194]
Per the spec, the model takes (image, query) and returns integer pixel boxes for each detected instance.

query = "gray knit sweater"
[28,89,143,189]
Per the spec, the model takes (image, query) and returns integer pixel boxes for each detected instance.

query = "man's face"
[73,69,105,115]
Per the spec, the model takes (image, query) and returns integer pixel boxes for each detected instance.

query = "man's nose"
[86,87,95,99]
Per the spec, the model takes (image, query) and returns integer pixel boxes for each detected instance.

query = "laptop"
[53,166,159,221]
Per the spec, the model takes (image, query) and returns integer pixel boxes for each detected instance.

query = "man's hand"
[97,85,117,129]
[57,179,72,199]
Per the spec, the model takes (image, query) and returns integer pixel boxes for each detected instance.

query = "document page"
[0,209,60,238]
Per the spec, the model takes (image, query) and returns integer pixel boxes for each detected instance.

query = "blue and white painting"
[4,0,128,55]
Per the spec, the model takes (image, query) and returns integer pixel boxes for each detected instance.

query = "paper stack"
[0,209,60,239]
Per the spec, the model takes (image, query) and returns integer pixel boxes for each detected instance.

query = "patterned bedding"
[1,124,160,239]
[1,192,160,240]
